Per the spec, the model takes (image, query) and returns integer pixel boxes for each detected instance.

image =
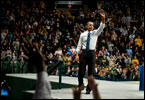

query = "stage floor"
[6,73,144,99]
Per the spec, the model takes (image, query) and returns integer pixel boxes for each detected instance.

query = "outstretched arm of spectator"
[73,86,81,99]
[88,75,101,99]
[21,38,52,99]
[73,75,101,99]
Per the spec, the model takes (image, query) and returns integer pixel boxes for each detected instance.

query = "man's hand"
[73,86,81,99]
[88,75,101,99]
[88,75,97,90]
[100,9,105,18]
[100,9,105,24]
[21,37,47,73]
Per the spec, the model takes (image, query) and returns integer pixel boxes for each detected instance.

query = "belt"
[81,49,95,52]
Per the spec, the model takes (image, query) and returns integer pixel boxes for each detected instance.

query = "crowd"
[1,0,144,81]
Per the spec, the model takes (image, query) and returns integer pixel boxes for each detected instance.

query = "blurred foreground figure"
[22,38,52,99]
[73,75,101,99]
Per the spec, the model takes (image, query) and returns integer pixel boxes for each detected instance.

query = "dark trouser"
[78,50,96,90]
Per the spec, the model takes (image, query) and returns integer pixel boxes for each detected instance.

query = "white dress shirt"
[33,71,52,99]
[76,22,105,53]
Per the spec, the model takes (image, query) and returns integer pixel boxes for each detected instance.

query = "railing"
[1,59,63,89]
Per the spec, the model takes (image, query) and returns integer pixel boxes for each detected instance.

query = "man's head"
[21,51,24,55]
[103,55,106,58]
[134,56,137,59]
[86,21,94,31]
[67,47,71,51]
[67,53,70,57]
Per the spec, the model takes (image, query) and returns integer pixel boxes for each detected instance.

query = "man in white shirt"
[76,9,106,94]
[54,47,63,56]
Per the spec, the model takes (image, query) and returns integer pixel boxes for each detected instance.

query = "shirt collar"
[86,30,93,34]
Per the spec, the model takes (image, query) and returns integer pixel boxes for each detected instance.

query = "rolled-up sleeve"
[94,22,105,36]
[76,34,82,53]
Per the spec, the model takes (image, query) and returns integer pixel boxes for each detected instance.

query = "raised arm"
[88,75,101,99]
[100,9,105,24]
[94,9,106,36]
[21,37,52,99]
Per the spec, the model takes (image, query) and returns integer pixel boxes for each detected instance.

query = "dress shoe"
[78,83,84,91]
[86,85,91,94]
[86,90,91,94]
